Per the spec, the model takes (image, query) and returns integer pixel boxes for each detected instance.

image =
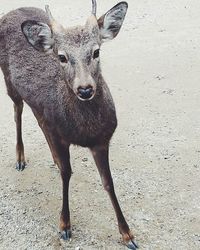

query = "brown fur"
[0,2,138,249]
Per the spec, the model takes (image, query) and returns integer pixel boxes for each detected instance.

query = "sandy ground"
[0,0,200,249]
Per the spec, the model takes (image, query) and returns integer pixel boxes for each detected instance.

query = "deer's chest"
[65,104,117,147]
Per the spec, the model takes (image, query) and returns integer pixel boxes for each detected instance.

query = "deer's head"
[21,1,128,101]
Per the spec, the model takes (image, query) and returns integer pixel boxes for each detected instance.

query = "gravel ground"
[0,0,200,249]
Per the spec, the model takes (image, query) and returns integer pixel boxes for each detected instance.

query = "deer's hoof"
[126,239,139,249]
[59,229,72,241]
[16,161,26,171]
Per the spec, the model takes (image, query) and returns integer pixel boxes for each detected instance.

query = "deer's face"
[22,2,128,101]
[53,22,101,101]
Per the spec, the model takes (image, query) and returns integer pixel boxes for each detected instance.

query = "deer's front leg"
[51,141,72,240]
[38,126,72,240]
[91,144,138,250]
[59,150,72,240]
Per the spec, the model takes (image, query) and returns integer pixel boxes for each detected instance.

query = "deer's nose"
[77,86,94,100]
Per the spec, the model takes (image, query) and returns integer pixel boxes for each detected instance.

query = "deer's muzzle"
[77,85,94,101]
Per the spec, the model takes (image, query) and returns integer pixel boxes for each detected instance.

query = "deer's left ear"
[98,2,128,43]
[21,20,54,53]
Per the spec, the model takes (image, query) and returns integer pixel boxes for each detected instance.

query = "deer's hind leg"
[13,100,26,171]
[7,85,26,170]
[2,66,26,171]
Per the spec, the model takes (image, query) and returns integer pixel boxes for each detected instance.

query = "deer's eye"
[58,54,68,63]
[93,49,100,59]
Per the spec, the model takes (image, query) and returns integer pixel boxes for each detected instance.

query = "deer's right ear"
[97,2,128,43]
[21,20,54,53]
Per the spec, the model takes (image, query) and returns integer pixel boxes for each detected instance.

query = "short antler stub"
[92,0,97,16]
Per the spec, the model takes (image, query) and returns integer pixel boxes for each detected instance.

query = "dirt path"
[0,0,200,249]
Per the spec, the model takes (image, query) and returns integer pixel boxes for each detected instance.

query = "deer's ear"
[97,2,128,43]
[21,20,54,53]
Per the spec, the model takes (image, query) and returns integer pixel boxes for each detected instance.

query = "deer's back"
[0,7,61,107]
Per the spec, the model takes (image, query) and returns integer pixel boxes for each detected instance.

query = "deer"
[0,1,138,249]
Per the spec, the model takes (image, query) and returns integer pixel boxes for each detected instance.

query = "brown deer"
[0,1,138,249]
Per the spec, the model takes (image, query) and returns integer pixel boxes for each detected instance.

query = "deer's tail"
[0,17,6,66]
